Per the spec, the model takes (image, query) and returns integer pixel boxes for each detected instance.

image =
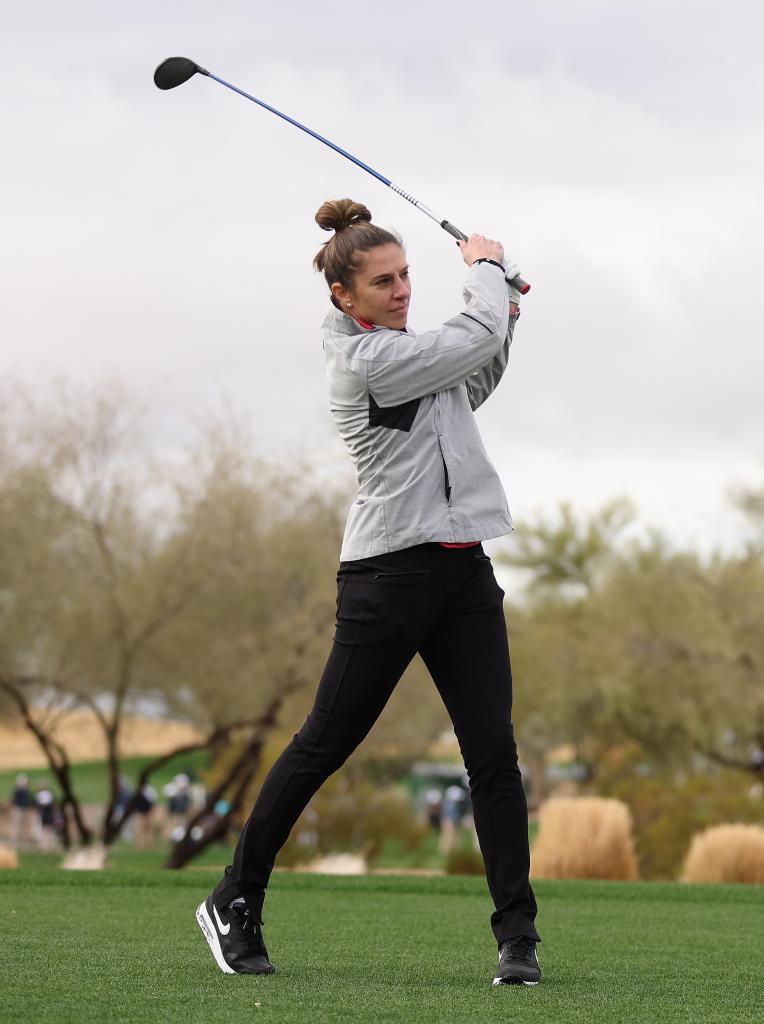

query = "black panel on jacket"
[368,394,420,433]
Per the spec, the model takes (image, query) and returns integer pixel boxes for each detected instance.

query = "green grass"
[1,869,762,1023]
[0,751,210,806]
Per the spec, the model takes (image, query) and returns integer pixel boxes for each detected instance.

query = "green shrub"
[444,845,484,876]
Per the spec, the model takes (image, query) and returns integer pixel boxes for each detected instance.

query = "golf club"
[154,56,531,295]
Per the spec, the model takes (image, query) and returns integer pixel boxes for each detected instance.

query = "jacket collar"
[322,306,376,337]
[322,307,410,336]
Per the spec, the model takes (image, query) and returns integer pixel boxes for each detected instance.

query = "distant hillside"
[0,711,204,770]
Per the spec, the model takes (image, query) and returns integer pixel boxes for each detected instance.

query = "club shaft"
[207,72,392,188]
[204,70,530,294]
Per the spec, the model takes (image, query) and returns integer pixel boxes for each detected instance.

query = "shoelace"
[500,937,535,963]
[230,905,266,951]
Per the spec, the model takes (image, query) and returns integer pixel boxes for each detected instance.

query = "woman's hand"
[458,233,505,267]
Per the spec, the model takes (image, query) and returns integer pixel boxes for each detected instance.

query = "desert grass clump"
[0,845,19,868]
[531,796,639,880]
[681,824,764,884]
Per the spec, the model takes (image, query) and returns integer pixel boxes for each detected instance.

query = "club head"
[154,57,208,90]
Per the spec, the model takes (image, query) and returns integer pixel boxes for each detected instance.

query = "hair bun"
[315,199,372,234]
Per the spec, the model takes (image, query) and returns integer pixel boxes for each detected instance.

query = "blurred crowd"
[2,770,219,852]
[4,769,481,858]
[7,774,57,849]
[111,771,208,849]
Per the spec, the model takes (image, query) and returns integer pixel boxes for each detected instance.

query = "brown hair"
[313,199,402,309]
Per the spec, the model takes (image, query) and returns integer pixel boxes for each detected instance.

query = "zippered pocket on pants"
[370,570,430,581]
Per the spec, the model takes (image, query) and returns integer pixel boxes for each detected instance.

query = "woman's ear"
[331,282,352,308]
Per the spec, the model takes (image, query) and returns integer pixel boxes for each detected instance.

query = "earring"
[346,302,353,308]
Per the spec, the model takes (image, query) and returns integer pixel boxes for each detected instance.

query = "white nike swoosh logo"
[212,904,230,935]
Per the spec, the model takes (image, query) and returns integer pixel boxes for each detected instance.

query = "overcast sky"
[2,1,763,557]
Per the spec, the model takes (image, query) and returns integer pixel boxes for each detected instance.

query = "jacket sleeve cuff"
[473,258,505,272]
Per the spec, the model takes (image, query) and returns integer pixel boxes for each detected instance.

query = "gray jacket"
[322,260,517,560]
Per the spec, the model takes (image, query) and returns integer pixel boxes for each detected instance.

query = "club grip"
[510,276,531,295]
[441,220,468,242]
[441,220,532,294]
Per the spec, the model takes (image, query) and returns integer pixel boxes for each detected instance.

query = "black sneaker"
[196,894,275,975]
[493,936,541,986]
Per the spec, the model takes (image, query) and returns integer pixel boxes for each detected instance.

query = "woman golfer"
[197,199,541,986]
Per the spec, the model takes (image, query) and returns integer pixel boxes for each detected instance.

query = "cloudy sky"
[2,1,763,556]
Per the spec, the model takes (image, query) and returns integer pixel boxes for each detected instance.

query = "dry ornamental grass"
[531,796,639,881]
[681,824,764,885]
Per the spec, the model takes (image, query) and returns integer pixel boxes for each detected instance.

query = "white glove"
[503,258,523,304]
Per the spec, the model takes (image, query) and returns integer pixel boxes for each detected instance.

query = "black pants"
[213,542,539,945]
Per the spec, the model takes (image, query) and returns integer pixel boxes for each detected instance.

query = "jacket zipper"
[436,435,452,504]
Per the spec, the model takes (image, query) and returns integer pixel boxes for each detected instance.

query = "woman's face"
[332,243,411,330]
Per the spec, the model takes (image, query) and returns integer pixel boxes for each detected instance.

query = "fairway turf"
[1,870,762,1024]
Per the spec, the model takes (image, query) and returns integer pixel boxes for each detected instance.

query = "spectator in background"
[11,773,33,846]
[185,769,207,811]
[34,781,57,850]
[213,800,233,846]
[112,774,135,841]
[165,773,192,841]
[424,787,442,832]
[439,784,468,855]
[134,783,157,850]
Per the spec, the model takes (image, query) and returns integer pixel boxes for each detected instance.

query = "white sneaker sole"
[492,977,540,987]
[196,900,236,974]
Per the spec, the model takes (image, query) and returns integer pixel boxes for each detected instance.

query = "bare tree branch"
[0,675,92,846]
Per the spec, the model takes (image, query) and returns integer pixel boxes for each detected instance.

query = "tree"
[589,542,764,775]
[498,497,764,787]
[0,385,349,855]
[499,498,636,594]
[496,499,637,793]
[146,423,347,867]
